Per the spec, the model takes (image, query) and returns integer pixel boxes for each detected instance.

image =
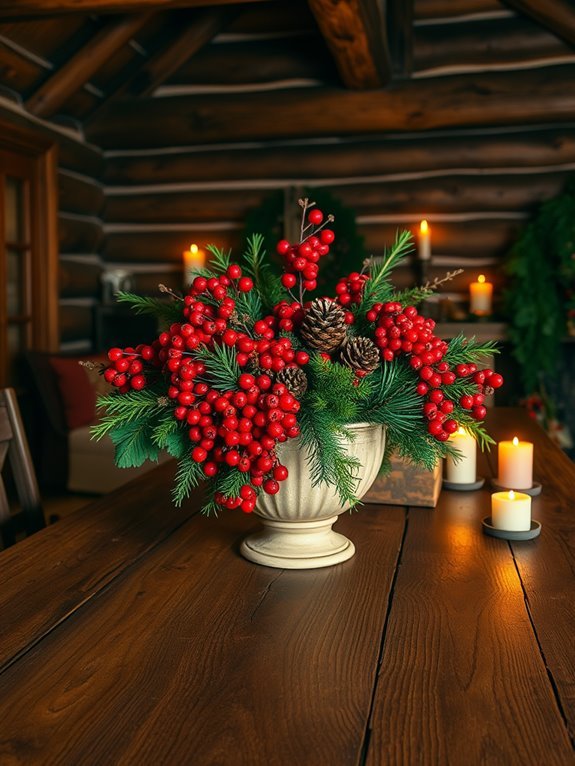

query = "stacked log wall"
[99,7,575,311]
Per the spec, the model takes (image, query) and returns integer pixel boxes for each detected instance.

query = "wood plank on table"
[365,441,574,765]
[0,506,406,766]
[485,408,575,746]
[0,461,199,673]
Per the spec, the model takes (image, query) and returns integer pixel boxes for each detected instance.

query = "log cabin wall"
[93,0,575,311]
[1,0,575,339]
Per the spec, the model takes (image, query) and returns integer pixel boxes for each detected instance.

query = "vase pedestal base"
[240,515,355,569]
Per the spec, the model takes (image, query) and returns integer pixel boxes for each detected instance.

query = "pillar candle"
[469,275,493,316]
[183,243,206,285]
[418,220,431,262]
[491,490,531,531]
[498,437,533,489]
[445,427,477,484]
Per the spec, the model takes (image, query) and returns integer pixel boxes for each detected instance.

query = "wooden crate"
[363,454,442,508]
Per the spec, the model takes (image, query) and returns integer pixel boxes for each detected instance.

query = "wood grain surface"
[0,409,573,765]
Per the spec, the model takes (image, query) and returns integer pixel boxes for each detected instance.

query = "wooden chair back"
[0,388,45,547]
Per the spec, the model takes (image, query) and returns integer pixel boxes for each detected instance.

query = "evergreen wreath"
[91,200,502,514]
[504,178,575,395]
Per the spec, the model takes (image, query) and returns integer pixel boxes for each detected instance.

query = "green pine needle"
[172,453,204,507]
[193,343,240,391]
[206,244,232,274]
[115,291,182,325]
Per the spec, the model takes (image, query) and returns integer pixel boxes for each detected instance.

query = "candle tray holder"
[482,516,541,541]
[442,477,485,492]
[490,479,542,497]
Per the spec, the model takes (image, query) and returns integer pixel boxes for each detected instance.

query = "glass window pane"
[5,176,24,242]
[6,248,23,315]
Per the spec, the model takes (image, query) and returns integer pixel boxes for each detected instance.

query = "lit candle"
[469,274,493,316]
[445,427,477,484]
[498,437,533,489]
[183,243,206,285]
[418,219,431,261]
[491,490,531,531]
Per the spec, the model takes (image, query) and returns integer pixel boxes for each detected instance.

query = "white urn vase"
[240,422,386,569]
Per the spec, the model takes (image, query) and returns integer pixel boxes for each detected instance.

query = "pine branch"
[214,468,247,500]
[444,334,500,366]
[241,233,285,311]
[193,343,240,391]
[172,453,205,507]
[115,291,183,325]
[110,420,160,468]
[91,388,168,440]
[206,244,232,274]
[151,414,188,459]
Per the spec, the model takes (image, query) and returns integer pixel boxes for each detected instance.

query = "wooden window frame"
[0,118,59,385]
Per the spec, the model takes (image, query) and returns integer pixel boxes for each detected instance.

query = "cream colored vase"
[240,423,386,569]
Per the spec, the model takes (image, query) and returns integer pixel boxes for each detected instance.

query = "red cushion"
[49,356,105,430]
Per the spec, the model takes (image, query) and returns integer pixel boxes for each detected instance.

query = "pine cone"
[339,336,380,374]
[299,298,347,353]
[276,366,308,399]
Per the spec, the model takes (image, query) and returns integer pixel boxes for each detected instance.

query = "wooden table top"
[1,408,574,765]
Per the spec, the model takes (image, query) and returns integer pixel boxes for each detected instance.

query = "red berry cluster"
[276,208,335,292]
[335,272,369,306]
[104,344,159,392]
[366,301,504,440]
[170,370,299,513]
[367,302,446,364]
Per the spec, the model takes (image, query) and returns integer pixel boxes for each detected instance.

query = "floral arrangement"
[92,200,503,514]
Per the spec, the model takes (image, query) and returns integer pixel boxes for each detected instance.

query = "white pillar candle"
[418,219,431,261]
[469,275,493,316]
[183,243,206,285]
[445,427,477,484]
[498,437,533,489]
[491,490,531,531]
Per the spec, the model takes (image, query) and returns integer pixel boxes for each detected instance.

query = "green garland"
[504,178,575,394]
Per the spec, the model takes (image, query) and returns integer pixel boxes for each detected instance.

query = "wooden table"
[1,408,574,765]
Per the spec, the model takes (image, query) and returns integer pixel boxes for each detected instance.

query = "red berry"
[320,229,334,244]
[263,479,280,495]
[276,239,291,255]
[472,405,487,420]
[107,347,123,362]
[227,264,242,279]
[273,465,289,481]
[238,277,253,292]
[308,209,324,225]
[489,373,503,389]
[444,419,458,434]
[281,273,297,289]
[192,446,207,463]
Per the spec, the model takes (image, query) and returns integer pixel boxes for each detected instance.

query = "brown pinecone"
[276,366,308,399]
[339,336,380,374]
[299,298,347,353]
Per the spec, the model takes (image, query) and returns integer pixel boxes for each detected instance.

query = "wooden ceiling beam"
[0,0,265,19]
[86,65,575,148]
[26,14,149,118]
[93,6,235,119]
[502,0,575,47]
[307,0,392,88]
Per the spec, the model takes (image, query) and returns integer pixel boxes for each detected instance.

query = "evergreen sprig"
[194,343,240,391]
[172,454,204,507]
[206,244,232,274]
[115,291,182,325]
[241,233,284,310]
[444,334,500,366]
[91,387,168,440]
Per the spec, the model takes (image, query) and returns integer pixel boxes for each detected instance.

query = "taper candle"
[418,219,431,262]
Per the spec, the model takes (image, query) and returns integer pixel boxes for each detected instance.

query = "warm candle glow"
[498,438,533,489]
[183,243,206,285]
[418,220,431,261]
[469,274,493,316]
[457,427,465,436]
[508,490,515,500]
[492,489,531,531]
[445,427,477,484]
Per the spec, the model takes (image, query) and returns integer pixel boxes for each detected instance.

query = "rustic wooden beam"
[307,0,391,88]
[26,15,149,118]
[90,7,236,122]
[415,0,503,20]
[86,65,575,147]
[388,0,413,76]
[502,0,575,47]
[0,0,266,18]
[414,16,572,73]
[104,126,575,185]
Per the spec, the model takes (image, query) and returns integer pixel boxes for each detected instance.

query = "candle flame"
[190,244,198,254]
[478,274,486,284]
[512,436,519,446]
[457,427,465,435]
[420,219,429,234]
[509,490,515,500]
